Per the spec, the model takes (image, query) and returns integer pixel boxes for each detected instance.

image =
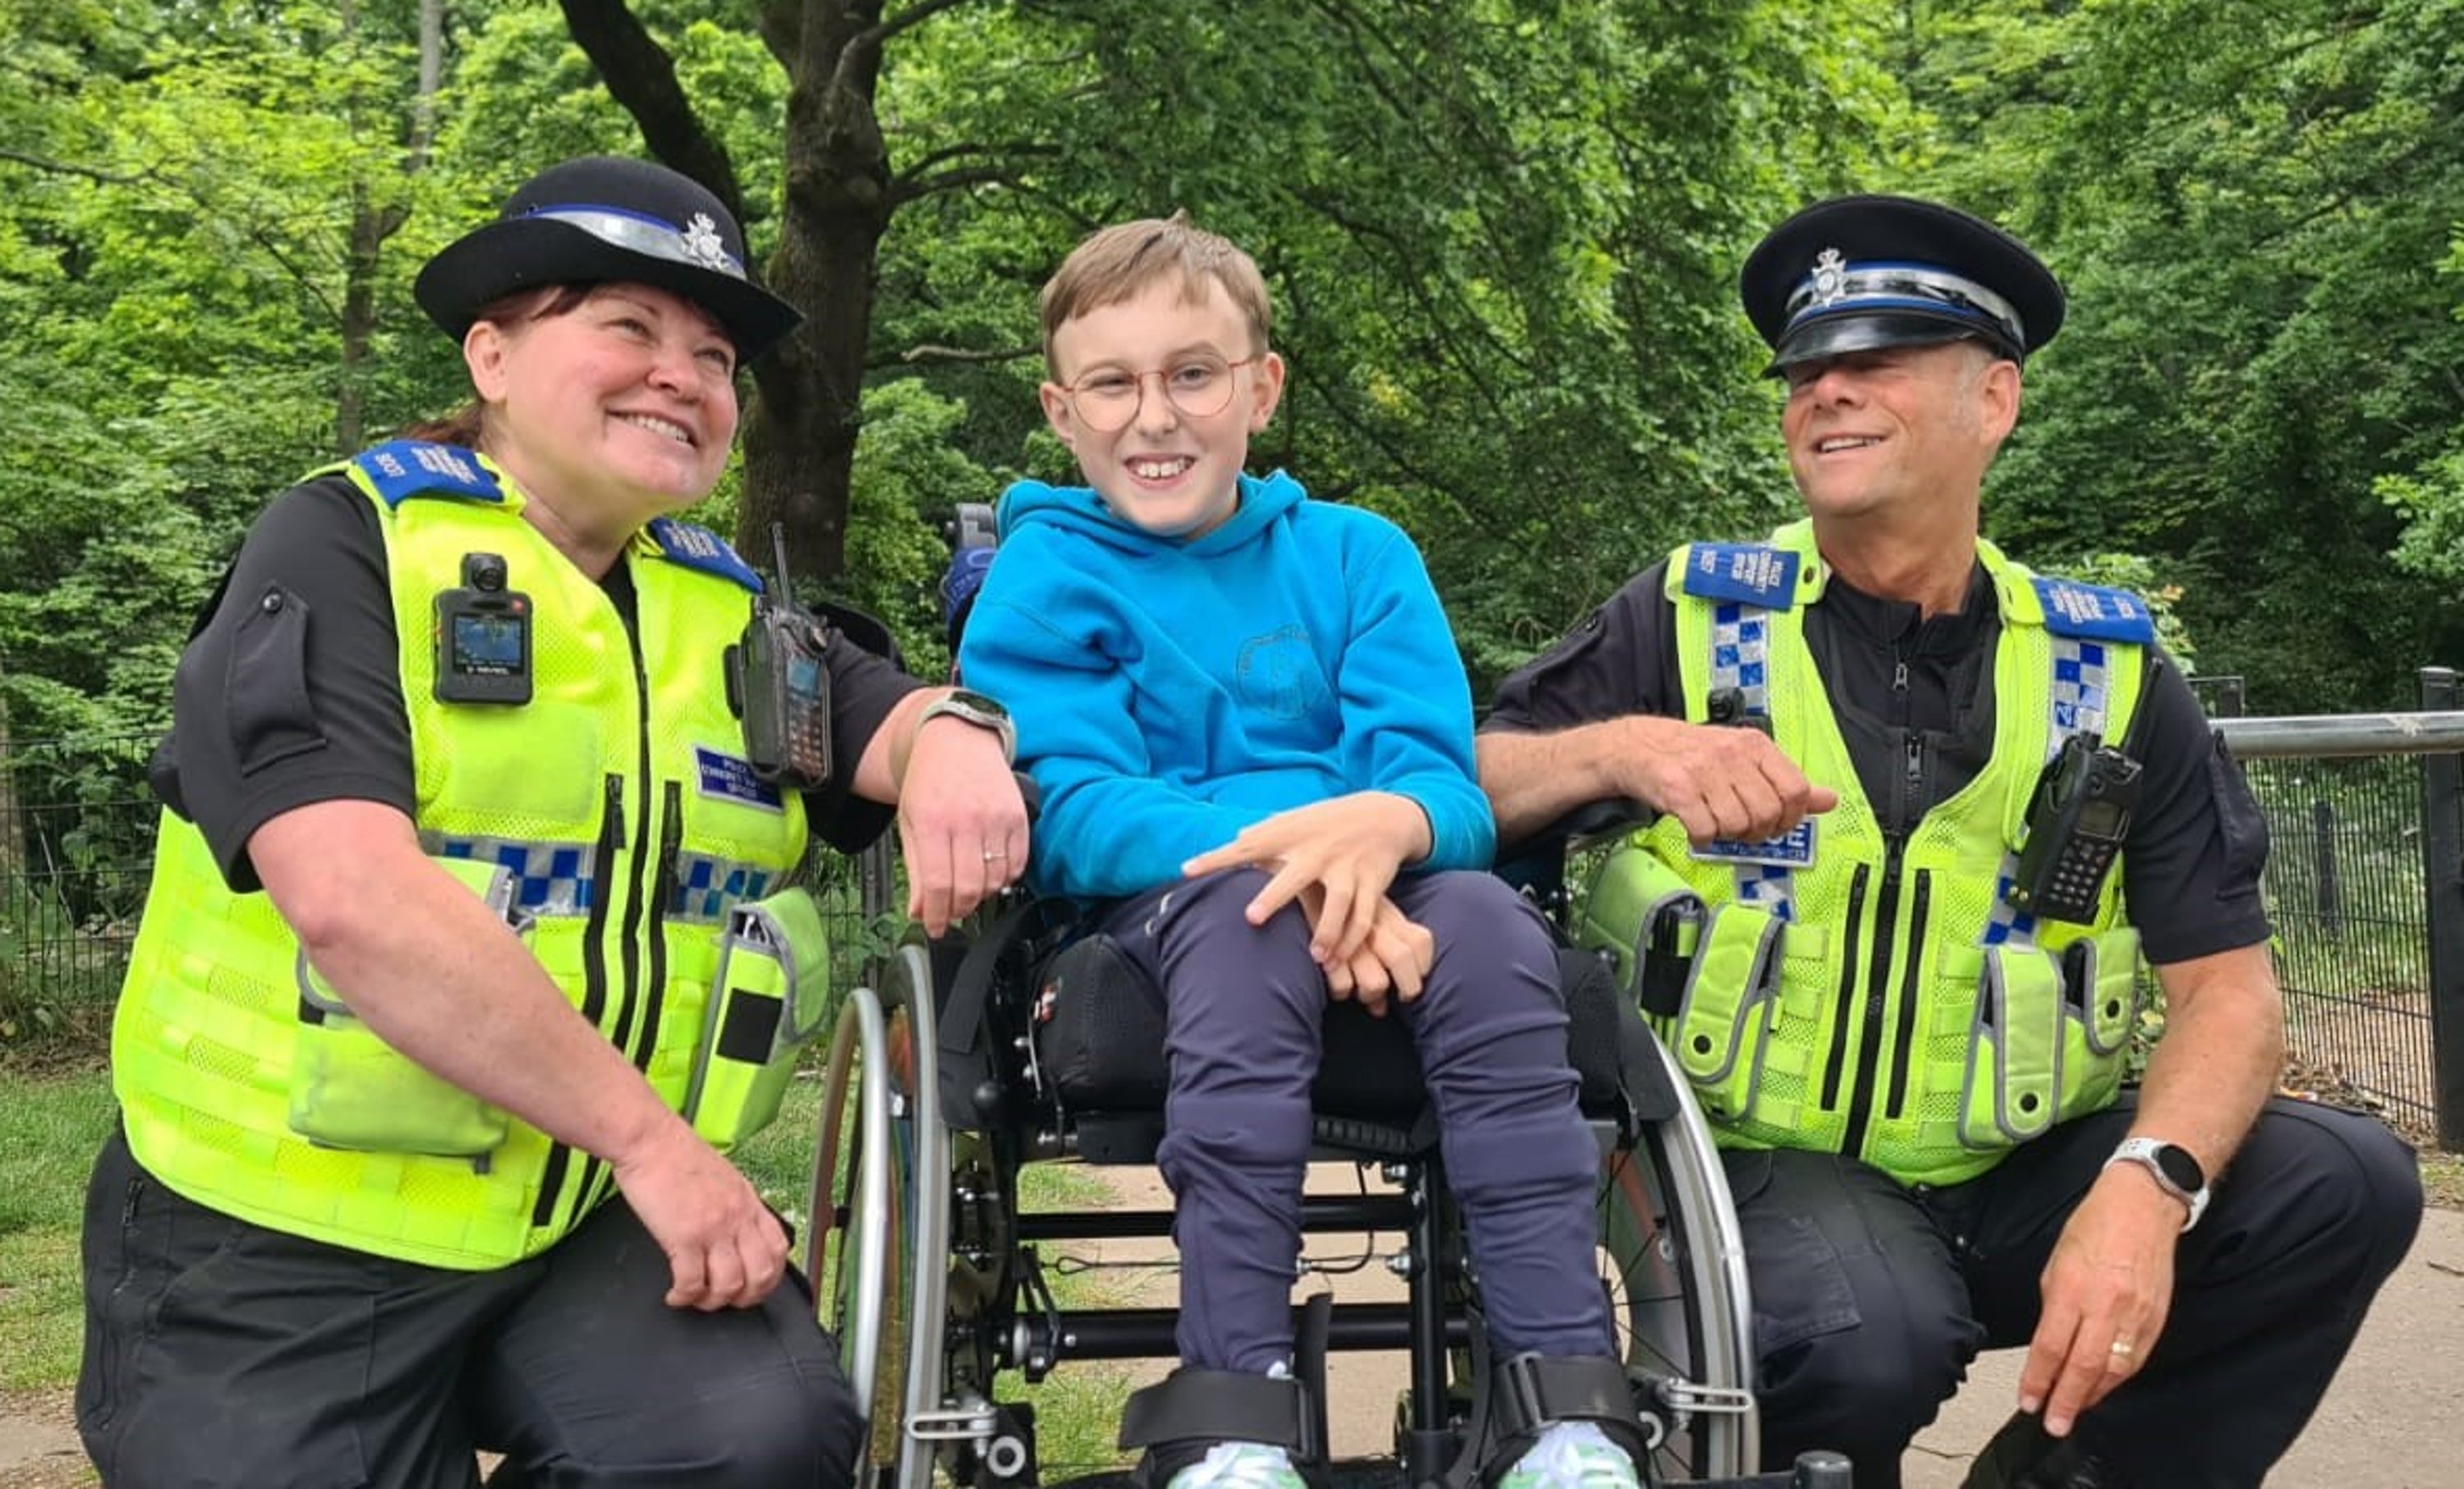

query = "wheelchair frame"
[805,904,1784,1489]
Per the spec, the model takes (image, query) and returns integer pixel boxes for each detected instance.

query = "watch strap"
[2105,1136,2210,1231]
[917,692,1017,764]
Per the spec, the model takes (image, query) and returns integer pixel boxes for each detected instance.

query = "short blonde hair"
[1039,211,1273,369]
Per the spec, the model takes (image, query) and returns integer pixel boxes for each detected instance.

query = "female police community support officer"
[1477,195,2423,1489]
[77,155,1028,1488]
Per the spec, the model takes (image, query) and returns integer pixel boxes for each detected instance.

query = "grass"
[0,1063,114,1392]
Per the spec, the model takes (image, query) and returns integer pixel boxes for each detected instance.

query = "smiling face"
[1780,339,2019,527]
[1039,276,1284,540]
[465,282,739,548]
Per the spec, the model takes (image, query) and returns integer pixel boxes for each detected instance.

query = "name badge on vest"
[696,746,784,812]
[1689,818,1818,869]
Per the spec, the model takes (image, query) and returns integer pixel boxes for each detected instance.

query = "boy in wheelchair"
[954,214,1665,1489]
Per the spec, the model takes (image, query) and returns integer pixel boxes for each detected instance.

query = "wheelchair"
[804,842,1863,1489]
[800,508,1845,1489]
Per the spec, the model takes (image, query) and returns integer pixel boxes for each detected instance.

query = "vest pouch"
[2061,930,2140,1058]
[286,857,521,1162]
[1959,942,2064,1149]
[2056,930,2140,1118]
[687,887,833,1151]
[1577,846,1706,1017]
[1670,901,1786,1121]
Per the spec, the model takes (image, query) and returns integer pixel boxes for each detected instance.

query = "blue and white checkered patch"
[669,856,775,924]
[1701,595,1796,917]
[435,836,595,917]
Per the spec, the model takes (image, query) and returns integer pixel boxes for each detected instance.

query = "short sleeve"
[1483,562,1684,731]
[161,479,416,892]
[2120,654,2273,963]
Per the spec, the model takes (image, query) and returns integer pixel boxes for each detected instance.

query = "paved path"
[4,1174,2456,1486]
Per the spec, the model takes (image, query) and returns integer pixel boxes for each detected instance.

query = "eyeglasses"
[1055,354,1260,433]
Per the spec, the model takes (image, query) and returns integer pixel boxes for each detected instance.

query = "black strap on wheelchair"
[1119,1366,1323,1486]
[1442,1348,1662,1489]
[934,896,1063,1128]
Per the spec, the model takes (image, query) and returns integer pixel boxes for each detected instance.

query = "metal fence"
[9,694,2464,1149]
[0,729,895,1048]
[2202,670,2464,1150]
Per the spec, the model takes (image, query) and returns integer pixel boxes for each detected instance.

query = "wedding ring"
[2110,1339,2136,1357]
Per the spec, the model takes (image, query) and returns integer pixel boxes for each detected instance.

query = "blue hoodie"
[956,470,1494,902]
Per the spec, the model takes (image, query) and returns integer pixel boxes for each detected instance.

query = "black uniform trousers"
[1735,1091,2421,1489]
[77,1127,863,1488]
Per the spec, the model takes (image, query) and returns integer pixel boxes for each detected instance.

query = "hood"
[995,470,1308,558]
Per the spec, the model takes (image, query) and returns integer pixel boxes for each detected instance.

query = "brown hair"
[393,284,597,448]
[1039,211,1272,369]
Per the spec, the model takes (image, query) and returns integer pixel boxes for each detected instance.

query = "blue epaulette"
[646,517,763,594]
[1677,541,1802,610]
[2031,576,2156,645]
[351,441,504,508]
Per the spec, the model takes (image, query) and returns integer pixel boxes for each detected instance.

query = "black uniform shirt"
[1484,558,2273,965]
[158,478,917,892]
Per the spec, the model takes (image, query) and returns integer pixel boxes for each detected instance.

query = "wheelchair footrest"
[1668,1450,1854,1489]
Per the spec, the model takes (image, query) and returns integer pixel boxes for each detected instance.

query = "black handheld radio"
[434,553,532,705]
[730,524,833,789]
[2007,731,2143,923]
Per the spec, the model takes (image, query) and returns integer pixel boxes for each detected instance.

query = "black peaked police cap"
[414,156,802,362]
[1740,194,2065,374]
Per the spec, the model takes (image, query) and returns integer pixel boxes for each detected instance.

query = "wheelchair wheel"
[812,941,956,1489]
[1597,1036,1758,1481]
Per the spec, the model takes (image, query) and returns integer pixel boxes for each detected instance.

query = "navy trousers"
[78,1128,863,1489]
[1104,867,1611,1374]
[1734,1092,2422,1489]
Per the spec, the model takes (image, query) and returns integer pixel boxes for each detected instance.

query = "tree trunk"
[741,0,893,586]
[566,0,896,587]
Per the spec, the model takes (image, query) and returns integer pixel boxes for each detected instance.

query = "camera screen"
[787,652,822,701]
[452,614,525,673]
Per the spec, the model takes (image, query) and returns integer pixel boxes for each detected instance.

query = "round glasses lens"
[1069,356,1240,432]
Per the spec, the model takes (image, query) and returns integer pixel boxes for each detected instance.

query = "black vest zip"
[531,771,626,1231]
[1837,837,1906,1161]
[1819,864,1873,1109]
[1883,869,1934,1121]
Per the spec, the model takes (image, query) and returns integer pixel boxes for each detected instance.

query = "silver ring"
[2109,1339,2136,1357]
[982,848,1007,862]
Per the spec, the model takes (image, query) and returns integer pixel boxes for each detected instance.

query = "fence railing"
[2207,669,2464,1150]
[9,690,2463,1150]
[0,729,895,1046]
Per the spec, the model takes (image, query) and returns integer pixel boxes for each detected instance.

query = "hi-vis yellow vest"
[1577,521,2152,1187]
[112,441,808,1269]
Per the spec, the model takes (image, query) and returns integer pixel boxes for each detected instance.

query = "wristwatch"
[2105,1136,2210,1231]
[916,687,1016,764]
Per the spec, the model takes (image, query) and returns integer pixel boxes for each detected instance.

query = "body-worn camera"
[729,525,832,789]
[2008,730,2143,923]
[434,552,531,705]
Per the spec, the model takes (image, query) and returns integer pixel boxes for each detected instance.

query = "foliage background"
[3,0,2461,736]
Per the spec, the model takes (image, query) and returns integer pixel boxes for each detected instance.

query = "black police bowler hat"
[1739,194,2064,372]
[414,156,802,362]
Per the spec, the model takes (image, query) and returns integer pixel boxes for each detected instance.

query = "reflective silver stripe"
[1786,263,2022,345]
[526,205,746,279]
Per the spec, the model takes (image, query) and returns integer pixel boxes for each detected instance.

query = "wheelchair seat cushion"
[1029,934,1678,1127]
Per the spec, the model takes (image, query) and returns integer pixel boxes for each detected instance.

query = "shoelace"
[1170,1443,1304,1489]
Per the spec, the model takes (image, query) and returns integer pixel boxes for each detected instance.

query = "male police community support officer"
[1476,195,2423,1488]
